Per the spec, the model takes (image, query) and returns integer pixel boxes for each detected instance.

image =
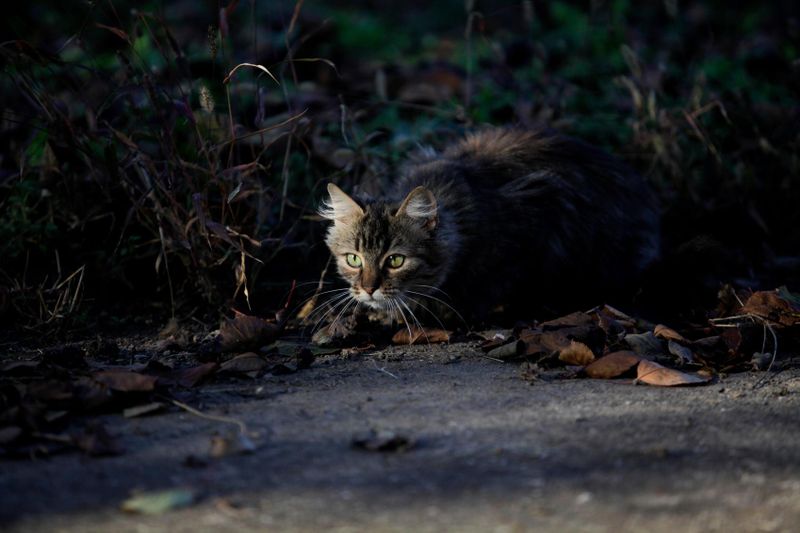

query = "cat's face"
[321,184,443,310]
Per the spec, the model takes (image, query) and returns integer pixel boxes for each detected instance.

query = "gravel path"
[3,343,800,532]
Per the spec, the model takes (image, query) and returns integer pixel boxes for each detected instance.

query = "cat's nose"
[362,286,376,295]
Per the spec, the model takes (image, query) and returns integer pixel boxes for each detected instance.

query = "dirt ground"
[3,341,800,533]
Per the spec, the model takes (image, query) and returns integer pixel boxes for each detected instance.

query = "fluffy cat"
[320,127,660,326]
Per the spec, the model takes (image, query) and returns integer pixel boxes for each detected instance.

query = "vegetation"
[1,0,798,335]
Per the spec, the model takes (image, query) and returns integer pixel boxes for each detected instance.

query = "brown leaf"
[519,324,605,358]
[584,351,641,379]
[169,363,219,388]
[741,290,800,327]
[219,311,281,351]
[636,360,711,387]
[558,340,596,366]
[392,327,450,345]
[220,352,268,374]
[654,324,690,343]
[94,371,158,393]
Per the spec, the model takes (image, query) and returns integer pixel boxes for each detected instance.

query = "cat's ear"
[320,183,363,222]
[395,186,437,230]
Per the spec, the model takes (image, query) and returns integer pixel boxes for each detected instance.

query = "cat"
[319,127,660,328]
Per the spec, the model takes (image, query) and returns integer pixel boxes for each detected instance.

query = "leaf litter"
[3,286,798,460]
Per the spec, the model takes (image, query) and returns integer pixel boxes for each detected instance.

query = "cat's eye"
[386,254,405,268]
[345,253,362,268]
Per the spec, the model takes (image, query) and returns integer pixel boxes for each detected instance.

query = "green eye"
[387,254,405,268]
[345,253,362,268]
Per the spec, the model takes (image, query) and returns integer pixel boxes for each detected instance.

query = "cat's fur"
[321,127,660,324]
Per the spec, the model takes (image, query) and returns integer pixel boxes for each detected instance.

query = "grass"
[0,0,798,335]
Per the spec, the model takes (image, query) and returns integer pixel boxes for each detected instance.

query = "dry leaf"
[741,290,800,327]
[654,324,689,343]
[219,311,281,351]
[558,340,596,366]
[170,363,219,388]
[392,327,450,345]
[584,351,641,379]
[220,352,268,374]
[94,371,158,393]
[636,360,710,387]
[624,332,665,357]
[667,340,695,364]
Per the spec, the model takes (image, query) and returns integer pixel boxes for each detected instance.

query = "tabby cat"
[320,127,659,326]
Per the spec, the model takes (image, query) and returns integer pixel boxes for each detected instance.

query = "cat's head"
[320,183,443,309]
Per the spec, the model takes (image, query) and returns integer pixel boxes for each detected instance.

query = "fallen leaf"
[624,332,665,357]
[144,361,219,388]
[123,402,165,418]
[392,327,450,345]
[219,311,281,351]
[558,340,596,366]
[519,324,605,358]
[486,339,525,360]
[220,352,268,374]
[654,324,690,343]
[636,360,711,387]
[741,290,800,327]
[584,351,641,379]
[94,371,158,393]
[667,340,695,364]
[170,363,219,388]
[121,489,196,514]
[352,430,414,452]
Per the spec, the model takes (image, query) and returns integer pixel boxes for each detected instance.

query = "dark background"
[1,0,798,336]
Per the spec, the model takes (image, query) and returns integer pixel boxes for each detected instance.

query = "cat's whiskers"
[402,293,449,333]
[292,287,350,320]
[410,284,453,299]
[308,292,353,335]
[397,296,429,344]
[391,297,415,344]
[406,290,468,330]
[301,289,350,324]
[326,296,359,335]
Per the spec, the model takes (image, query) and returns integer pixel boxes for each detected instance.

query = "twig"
[168,398,249,436]
[372,361,399,380]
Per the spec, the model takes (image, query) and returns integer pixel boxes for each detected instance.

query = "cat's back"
[398,127,660,314]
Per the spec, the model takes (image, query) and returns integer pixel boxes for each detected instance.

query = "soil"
[3,341,800,533]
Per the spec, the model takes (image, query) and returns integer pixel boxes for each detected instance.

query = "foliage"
[1,0,798,334]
